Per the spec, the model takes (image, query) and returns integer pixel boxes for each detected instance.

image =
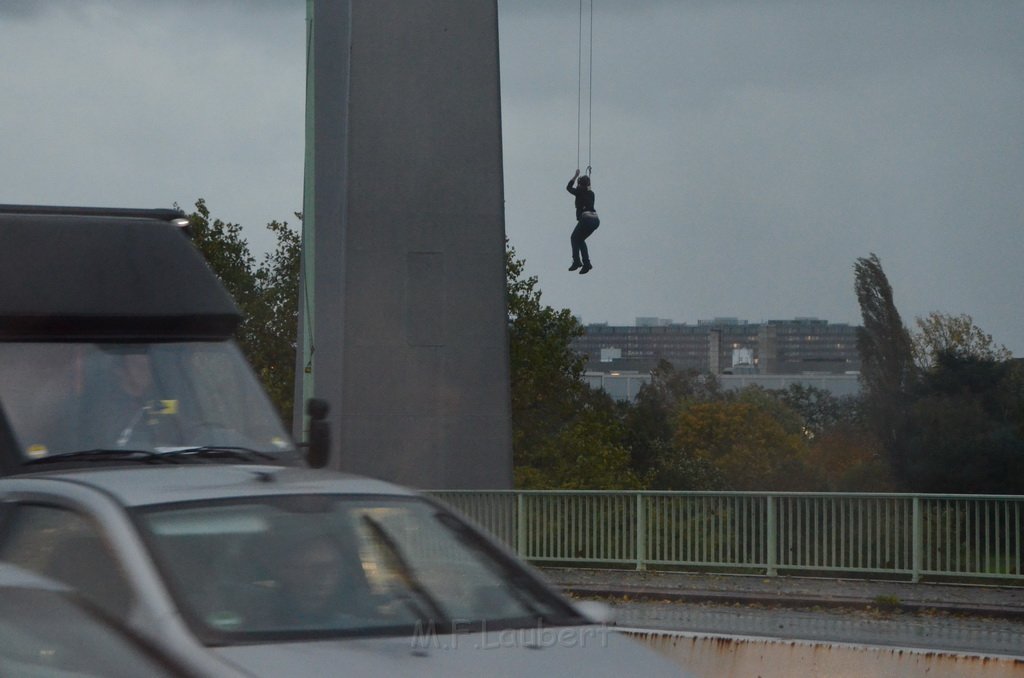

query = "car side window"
[0,503,134,618]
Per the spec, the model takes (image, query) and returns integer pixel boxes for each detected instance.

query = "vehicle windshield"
[134,495,581,644]
[0,341,294,461]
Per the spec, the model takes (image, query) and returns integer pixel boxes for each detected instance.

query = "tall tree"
[853,253,915,484]
[672,395,815,491]
[903,353,1024,493]
[622,360,722,487]
[506,239,585,455]
[515,388,641,490]
[770,384,892,490]
[248,219,301,429]
[912,312,1012,370]
[506,240,639,488]
[803,425,894,491]
[186,199,300,430]
[777,383,861,438]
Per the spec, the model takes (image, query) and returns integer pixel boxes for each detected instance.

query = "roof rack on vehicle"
[0,204,188,225]
[0,204,237,341]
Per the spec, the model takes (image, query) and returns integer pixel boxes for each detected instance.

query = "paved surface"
[542,567,1024,656]
[611,600,1024,656]
[541,567,1024,619]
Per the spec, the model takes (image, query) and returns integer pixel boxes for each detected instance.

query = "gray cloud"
[501,2,1024,352]
[3,0,1022,353]
[0,0,305,255]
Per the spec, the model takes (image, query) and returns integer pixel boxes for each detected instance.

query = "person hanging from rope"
[566,169,600,274]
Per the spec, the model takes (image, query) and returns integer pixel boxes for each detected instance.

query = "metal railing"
[430,491,1024,584]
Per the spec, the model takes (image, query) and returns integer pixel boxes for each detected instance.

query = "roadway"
[611,600,1024,656]
[543,567,1024,658]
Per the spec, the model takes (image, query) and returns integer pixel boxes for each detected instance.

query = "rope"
[587,0,593,175]
[577,0,584,173]
[576,0,594,176]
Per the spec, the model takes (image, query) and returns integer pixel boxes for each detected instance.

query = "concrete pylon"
[296,0,513,489]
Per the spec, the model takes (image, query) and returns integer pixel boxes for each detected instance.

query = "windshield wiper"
[154,446,277,462]
[433,512,582,625]
[24,449,171,466]
[361,515,450,627]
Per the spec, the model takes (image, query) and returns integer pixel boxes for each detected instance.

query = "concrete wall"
[626,630,1024,677]
[300,0,512,489]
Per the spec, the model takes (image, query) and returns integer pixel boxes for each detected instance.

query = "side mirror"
[306,398,330,469]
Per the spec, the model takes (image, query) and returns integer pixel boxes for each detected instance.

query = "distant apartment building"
[583,370,862,402]
[572,317,860,377]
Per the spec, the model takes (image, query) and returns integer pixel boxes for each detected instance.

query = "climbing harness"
[576,0,594,177]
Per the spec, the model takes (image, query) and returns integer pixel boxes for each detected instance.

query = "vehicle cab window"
[0,341,295,463]
[0,503,134,618]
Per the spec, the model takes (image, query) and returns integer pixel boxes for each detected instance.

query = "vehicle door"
[0,501,136,619]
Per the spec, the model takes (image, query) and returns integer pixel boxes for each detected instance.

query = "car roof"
[6,465,417,508]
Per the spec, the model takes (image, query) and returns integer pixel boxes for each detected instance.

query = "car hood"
[212,627,682,677]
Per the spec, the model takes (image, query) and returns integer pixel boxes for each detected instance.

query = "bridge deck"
[543,566,1024,620]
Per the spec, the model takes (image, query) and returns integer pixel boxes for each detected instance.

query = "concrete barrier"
[623,629,1024,677]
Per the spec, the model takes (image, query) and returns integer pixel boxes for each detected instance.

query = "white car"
[0,464,683,677]
[0,562,193,677]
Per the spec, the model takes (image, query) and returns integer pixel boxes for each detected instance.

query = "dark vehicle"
[0,204,318,471]
[0,205,682,676]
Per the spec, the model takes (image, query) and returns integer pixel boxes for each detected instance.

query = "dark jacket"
[566,180,596,220]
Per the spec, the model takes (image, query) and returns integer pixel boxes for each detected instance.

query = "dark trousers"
[571,213,600,265]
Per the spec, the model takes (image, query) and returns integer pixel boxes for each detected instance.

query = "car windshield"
[135,495,582,644]
[0,341,294,461]
[0,587,181,678]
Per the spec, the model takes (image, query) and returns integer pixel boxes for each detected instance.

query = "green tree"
[912,312,1012,370]
[621,361,722,488]
[777,383,861,438]
[506,240,638,488]
[853,253,915,484]
[248,219,300,428]
[187,199,257,315]
[515,388,641,489]
[185,199,300,430]
[804,424,895,491]
[902,353,1024,493]
[672,395,815,491]
[767,383,894,491]
[506,239,585,455]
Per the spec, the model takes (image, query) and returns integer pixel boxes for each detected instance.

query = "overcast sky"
[2,1,1022,354]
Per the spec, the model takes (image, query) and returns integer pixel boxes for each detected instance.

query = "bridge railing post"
[636,492,647,571]
[516,492,527,558]
[912,495,923,583]
[766,494,778,576]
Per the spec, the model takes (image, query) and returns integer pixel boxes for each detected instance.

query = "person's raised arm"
[566,169,580,194]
